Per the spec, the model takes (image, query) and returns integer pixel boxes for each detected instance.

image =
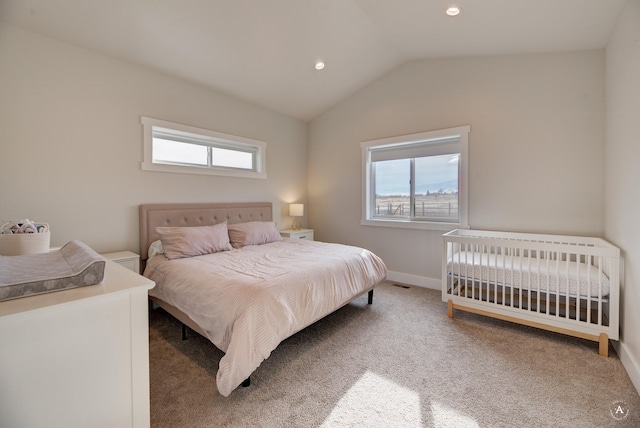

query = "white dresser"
[0,260,155,428]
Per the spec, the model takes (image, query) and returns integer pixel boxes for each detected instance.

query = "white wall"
[605,0,640,393]
[308,51,605,286]
[0,23,308,254]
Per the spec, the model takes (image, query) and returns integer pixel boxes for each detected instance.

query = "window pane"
[373,158,410,218]
[414,154,459,221]
[152,138,208,166]
[211,147,254,170]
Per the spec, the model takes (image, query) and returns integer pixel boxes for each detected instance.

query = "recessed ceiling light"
[315,62,325,70]
[445,6,461,16]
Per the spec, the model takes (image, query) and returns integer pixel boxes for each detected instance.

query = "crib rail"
[442,229,620,349]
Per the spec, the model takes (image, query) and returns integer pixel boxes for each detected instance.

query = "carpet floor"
[149,281,640,427]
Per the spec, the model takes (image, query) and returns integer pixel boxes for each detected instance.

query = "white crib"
[442,229,620,356]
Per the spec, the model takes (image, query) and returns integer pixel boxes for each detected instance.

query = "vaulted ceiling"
[0,0,626,121]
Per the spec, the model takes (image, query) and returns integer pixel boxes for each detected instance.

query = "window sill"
[360,218,469,231]
[141,162,267,179]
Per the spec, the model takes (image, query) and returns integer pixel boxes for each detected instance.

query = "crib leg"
[599,333,609,357]
[447,299,454,318]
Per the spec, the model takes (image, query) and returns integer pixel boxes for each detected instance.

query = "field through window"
[375,193,458,220]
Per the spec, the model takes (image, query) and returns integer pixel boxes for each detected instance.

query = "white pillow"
[148,240,165,259]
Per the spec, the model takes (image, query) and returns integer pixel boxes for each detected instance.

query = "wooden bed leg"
[242,377,251,387]
[599,333,609,357]
[181,323,188,341]
[447,299,454,318]
[368,289,374,305]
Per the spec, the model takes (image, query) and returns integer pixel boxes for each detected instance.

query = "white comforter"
[144,239,387,396]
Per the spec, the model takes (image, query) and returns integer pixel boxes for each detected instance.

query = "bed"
[442,229,620,356]
[139,202,387,396]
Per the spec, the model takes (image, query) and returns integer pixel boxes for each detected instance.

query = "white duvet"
[144,239,387,396]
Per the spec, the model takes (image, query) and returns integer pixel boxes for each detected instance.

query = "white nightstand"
[280,229,314,241]
[101,251,140,273]
[280,229,313,241]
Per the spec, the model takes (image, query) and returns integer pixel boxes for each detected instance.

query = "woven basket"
[0,227,50,256]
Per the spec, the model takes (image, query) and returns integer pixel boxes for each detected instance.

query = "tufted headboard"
[139,202,273,262]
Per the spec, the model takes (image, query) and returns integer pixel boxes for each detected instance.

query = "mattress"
[0,240,106,301]
[144,239,387,396]
[448,251,610,298]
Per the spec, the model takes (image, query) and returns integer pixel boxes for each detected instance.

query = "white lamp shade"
[289,204,304,217]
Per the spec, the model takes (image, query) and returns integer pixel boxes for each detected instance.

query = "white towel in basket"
[0,219,48,234]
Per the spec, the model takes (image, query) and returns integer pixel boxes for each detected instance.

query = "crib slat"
[598,256,603,326]
[549,253,560,318]
[586,254,592,324]
[529,251,544,312]
[493,244,499,305]
[543,254,551,315]
[575,253,581,321]
[511,249,524,307]
[502,246,513,303]
[504,247,520,310]
[473,244,484,299]
[565,252,570,319]
[466,243,471,299]
[459,242,463,298]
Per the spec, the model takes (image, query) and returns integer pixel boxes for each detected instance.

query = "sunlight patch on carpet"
[321,371,421,427]
[430,401,480,428]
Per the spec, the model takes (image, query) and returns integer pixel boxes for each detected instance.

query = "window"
[141,117,266,179]
[361,125,470,230]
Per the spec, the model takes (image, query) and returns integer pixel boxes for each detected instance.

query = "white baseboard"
[386,271,440,291]
[614,341,640,395]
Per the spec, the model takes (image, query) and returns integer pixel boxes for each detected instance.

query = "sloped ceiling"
[0,0,626,121]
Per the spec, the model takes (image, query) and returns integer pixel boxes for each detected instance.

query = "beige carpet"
[149,281,640,427]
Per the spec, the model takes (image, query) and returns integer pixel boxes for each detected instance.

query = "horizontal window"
[361,126,470,230]
[141,117,266,179]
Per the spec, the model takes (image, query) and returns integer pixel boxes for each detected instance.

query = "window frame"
[141,116,267,179]
[361,125,470,231]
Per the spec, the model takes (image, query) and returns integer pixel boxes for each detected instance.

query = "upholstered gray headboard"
[139,202,273,262]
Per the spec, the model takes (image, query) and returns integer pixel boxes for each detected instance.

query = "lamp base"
[291,217,302,230]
